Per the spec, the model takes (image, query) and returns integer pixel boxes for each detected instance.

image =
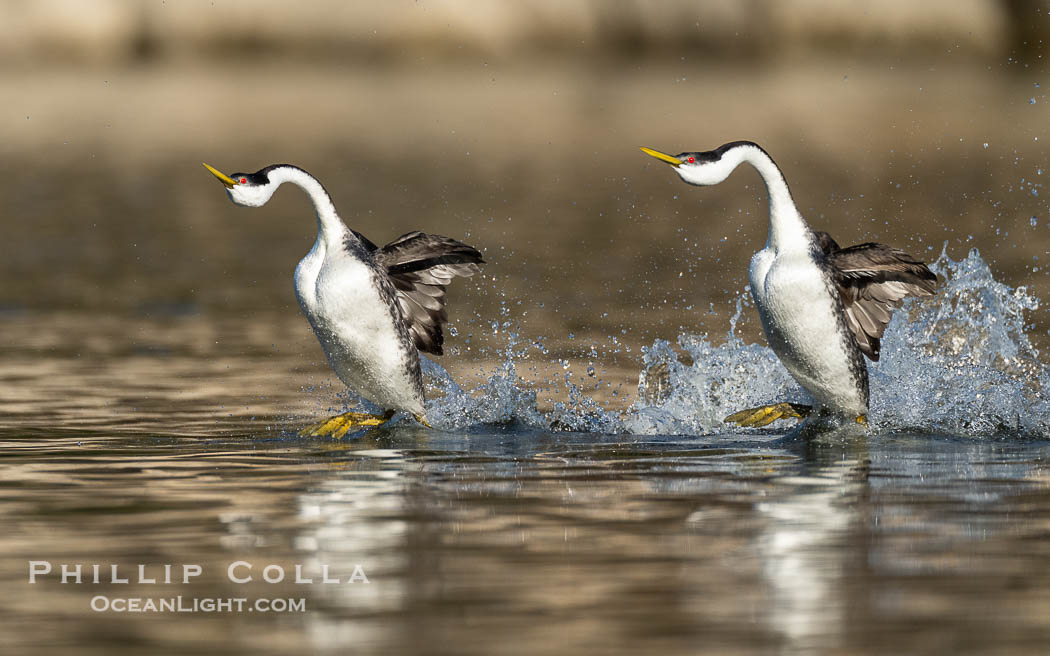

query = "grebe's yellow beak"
[640,147,683,167]
[203,162,238,188]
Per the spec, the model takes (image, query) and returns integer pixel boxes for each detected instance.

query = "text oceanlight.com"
[90,596,306,613]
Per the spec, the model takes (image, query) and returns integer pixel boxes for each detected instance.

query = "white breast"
[294,241,424,415]
[749,248,866,414]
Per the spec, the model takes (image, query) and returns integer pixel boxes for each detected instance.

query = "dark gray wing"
[375,231,484,356]
[351,229,379,252]
[820,235,937,361]
[814,230,840,254]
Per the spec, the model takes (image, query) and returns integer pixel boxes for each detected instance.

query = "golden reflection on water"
[3,393,1050,655]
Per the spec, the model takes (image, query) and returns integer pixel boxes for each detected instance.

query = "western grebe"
[641,142,936,427]
[204,163,484,437]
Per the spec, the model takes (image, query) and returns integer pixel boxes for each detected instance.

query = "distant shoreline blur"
[0,0,1031,67]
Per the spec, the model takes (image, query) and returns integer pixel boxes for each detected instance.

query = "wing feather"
[821,237,937,361]
[375,232,484,355]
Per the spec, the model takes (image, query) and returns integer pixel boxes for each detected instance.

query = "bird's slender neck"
[724,144,812,252]
[267,166,347,247]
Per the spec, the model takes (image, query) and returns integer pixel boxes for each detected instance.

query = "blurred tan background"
[3,0,1050,406]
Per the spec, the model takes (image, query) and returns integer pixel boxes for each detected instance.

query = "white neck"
[267,166,347,247]
[723,144,813,252]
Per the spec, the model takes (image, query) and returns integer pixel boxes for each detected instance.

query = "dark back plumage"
[374,231,484,356]
[815,231,937,361]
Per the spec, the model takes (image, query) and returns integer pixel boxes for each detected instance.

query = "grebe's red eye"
[240,177,247,184]
[687,157,695,163]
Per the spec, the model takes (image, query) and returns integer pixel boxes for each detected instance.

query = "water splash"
[628,248,1050,437]
[411,249,1048,438]
[625,300,804,436]
[870,247,1047,436]
[422,351,548,430]
[422,327,625,433]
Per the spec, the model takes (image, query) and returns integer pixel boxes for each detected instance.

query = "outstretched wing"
[817,232,937,362]
[375,231,484,355]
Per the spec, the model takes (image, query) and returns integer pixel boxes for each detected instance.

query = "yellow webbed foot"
[299,409,396,438]
[724,402,812,428]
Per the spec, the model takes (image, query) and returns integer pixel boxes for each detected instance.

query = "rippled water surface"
[4,420,1050,655]
[4,247,1050,654]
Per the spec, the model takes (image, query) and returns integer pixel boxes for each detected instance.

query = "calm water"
[3,304,1050,655]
